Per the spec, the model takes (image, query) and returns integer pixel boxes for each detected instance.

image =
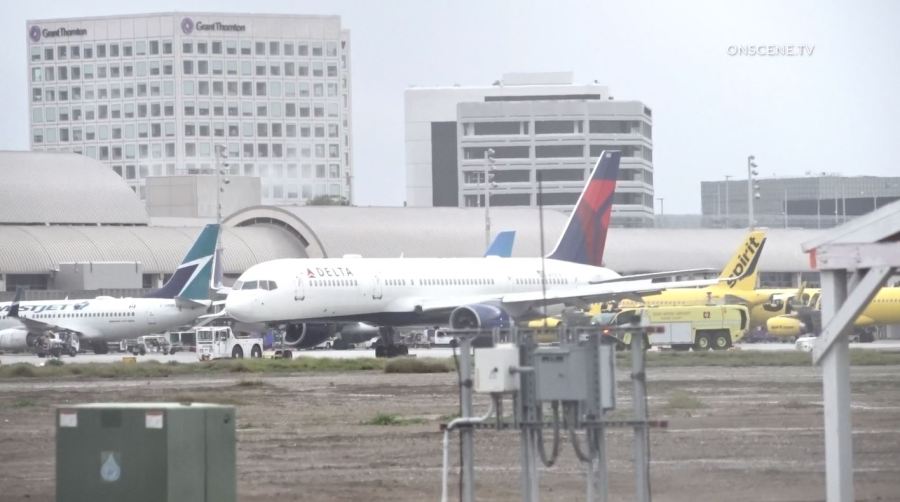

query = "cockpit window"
[233,281,244,290]
[236,280,277,290]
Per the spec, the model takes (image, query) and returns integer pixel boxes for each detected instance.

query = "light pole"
[747,155,759,229]
[213,145,230,290]
[657,197,664,227]
[724,175,732,228]
[783,188,788,228]
[213,145,230,226]
[483,148,496,249]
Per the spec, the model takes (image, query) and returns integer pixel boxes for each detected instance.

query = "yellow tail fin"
[721,230,767,290]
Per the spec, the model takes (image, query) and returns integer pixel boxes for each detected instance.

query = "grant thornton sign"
[29,25,88,42]
[181,17,246,34]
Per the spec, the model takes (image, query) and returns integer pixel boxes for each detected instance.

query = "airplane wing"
[7,311,103,338]
[589,268,717,284]
[9,314,59,333]
[410,276,723,314]
[499,277,724,308]
[397,253,759,315]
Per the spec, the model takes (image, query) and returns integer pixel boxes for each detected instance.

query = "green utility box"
[56,403,235,502]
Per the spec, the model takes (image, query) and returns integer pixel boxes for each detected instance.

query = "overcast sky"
[4,0,898,213]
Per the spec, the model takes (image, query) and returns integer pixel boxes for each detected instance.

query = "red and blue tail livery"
[546,150,621,267]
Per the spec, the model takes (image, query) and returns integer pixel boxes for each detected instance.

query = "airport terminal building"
[405,72,655,227]
[26,12,353,205]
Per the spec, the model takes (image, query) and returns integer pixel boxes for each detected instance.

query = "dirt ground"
[1,363,899,502]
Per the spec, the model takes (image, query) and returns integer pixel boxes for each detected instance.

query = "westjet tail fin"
[8,287,24,318]
[721,230,767,290]
[546,151,621,267]
[485,231,516,257]
[144,224,220,300]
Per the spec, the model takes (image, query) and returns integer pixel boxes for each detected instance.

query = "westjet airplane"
[0,224,219,355]
[224,152,734,352]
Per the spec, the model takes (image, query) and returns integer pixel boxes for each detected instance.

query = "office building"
[405,72,654,227]
[26,12,353,204]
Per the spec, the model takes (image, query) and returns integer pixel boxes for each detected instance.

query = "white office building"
[405,72,654,227]
[26,12,353,204]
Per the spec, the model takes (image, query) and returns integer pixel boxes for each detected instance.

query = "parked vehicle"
[195,326,264,360]
[167,330,197,353]
[594,305,750,351]
[795,335,817,352]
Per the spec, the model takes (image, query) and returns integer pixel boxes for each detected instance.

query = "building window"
[535,144,583,158]
[535,120,578,135]
[463,146,530,160]
[589,120,633,134]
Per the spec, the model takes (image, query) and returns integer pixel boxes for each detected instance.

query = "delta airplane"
[0,224,219,355]
[224,152,739,348]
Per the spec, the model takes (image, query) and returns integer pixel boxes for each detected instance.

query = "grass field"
[1,349,898,380]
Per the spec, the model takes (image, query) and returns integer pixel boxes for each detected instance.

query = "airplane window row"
[386,279,408,286]
[514,277,569,286]
[311,279,357,287]
[0,312,136,320]
[420,278,494,286]
[234,280,278,290]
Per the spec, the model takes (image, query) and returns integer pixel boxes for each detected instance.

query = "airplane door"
[372,275,383,300]
[294,276,305,301]
[148,308,157,326]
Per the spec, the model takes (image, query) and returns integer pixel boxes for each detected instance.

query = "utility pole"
[747,155,759,229]
[656,197,664,227]
[783,188,788,228]
[213,145,230,289]
[483,148,495,249]
[724,175,732,228]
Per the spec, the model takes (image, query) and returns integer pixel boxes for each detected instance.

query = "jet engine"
[0,328,37,351]
[765,316,805,338]
[283,323,335,348]
[449,303,511,330]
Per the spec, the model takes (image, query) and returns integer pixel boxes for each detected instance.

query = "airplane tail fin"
[8,287,24,318]
[546,150,621,267]
[144,224,220,300]
[722,230,767,290]
[485,230,516,257]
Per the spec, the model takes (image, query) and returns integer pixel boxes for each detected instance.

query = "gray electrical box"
[534,347,589,402]
[56,403,236,502]
[583,342,617,417]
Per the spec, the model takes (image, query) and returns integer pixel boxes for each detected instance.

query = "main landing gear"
[374,327,409,358]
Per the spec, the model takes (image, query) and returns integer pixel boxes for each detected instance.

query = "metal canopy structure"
[802,200,900,501]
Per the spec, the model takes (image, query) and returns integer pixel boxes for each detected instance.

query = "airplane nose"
[225,293,256,322]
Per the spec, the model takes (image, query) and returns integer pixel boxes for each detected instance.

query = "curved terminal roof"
[225,206,821,274]
[226,205,570,259]
[0,225,305,275]
[0,151,148,225]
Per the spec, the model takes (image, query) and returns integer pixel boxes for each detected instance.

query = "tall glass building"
[26,13,353,204]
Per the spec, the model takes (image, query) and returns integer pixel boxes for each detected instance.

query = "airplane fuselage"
[226,257,622,325]
[0,297,206,350]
